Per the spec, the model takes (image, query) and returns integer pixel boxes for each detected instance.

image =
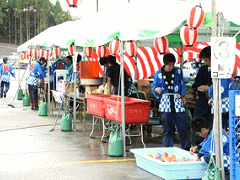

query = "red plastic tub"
[86,94,112,117]
[103,96,151,124]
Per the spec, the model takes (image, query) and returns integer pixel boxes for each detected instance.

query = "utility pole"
[212,0,225,179]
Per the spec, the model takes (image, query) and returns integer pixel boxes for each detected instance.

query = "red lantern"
[83,47,93,57]
[35,49,40,57]
[25,51,29,60]
[53,46,61,57]
[96,45,107,58]
[124,40,137,57]
[45,50,50,60]
[66,0,83,7]
[20,52,25,60]
[109,39,121,55]
[180,25,198,47]
[39,49,45,58]
[28,47,33,56]
[153,36,168,55]
[188,6,205,29]
[68,45,76,56]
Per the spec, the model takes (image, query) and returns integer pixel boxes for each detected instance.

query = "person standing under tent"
[208,78,232,131]
[152,53,191,150]
[28,57,46,110]
[191,46,213,145]
[0,57,16,98]
[106,55,137,98]
[66,55,73,82]
[99,57,109,84]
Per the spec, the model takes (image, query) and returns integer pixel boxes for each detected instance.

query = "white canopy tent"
[16,0,240,164]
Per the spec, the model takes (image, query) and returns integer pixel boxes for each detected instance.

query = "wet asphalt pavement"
[0,77,166,180]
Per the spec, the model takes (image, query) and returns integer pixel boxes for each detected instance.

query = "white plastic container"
[130,147,208,180]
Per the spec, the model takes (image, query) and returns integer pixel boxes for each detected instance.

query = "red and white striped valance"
[85,43,240,79]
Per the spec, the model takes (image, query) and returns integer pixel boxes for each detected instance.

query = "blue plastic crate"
[229,90,240,180]
[130,147,208,180]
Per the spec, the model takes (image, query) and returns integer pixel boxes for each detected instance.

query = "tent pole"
[120,42,126,156]
[73,54,77,130]
[47,56,51,116]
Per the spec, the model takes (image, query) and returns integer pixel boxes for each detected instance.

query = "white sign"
[211,37,236,78]
[235,95,240,116]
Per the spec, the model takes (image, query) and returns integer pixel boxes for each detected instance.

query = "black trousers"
[28,85,38,107]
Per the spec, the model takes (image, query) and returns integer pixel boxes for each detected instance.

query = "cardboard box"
[138,85,152,94]
[85,85,98,94]
[138,79,150,86]
[62,81,74,94]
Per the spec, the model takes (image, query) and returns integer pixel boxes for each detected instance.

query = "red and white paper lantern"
[124,40,137,57]
[188,6,205,29]
[180,25,198,47]
[83,47,93,57]
[20,52,25,60]
[68,44,76,56]
[39,49,45,58]
[25,51,29,59]
[109,39,121,55]
[53,46,61,57]
[153,36,168,55]
[66,0,83,7]
[96,45,107,58]
[28,47,33,57]
[44,50,50,60]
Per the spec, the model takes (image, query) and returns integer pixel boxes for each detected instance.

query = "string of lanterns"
[180,5,205,47]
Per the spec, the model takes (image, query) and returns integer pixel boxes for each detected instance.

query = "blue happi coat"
[27,61,46,86]
[208,78,232,113]
[198,129,232,170]
[152,67,187,113]
[0,63,15,82]
[66,64,80,83]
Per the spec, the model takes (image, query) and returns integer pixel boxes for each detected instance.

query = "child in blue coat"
[0,57,15,98]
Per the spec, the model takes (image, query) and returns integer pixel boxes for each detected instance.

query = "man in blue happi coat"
[0,57,16,98]
[28,57,46,110]
[208,78,232,131]
[152,53,191,150]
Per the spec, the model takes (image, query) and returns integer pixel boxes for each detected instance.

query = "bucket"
[17,89,24,100]
[108,122,124,157]
[23,92,30,106]
[61,112,72,131]
[38,95,48,116]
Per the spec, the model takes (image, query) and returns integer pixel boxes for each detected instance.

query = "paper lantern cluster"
[26,47,51,60]
[180,5,204,47]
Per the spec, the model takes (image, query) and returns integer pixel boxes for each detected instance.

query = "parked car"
[181,61,204,82]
